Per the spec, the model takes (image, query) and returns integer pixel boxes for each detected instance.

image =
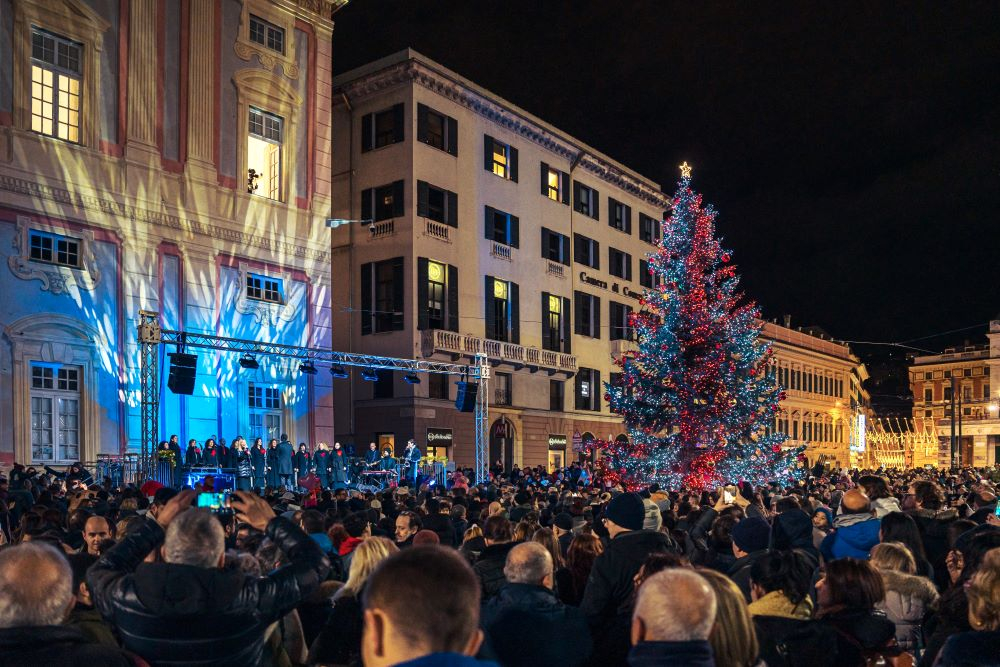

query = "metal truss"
[137,311,491,482]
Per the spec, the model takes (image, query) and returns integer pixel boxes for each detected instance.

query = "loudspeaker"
[454,381,478,412]
[167,352,198,395]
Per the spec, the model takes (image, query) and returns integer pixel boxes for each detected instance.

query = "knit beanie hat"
[732,517,770,553]
[604,492,645,531]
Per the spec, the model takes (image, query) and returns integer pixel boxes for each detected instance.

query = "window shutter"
[509,215,519,248]
[361,113,373,152]
[417,180,429,217]
[447,191,458,227]
[561,172,570,205]
[562,297,572,353]
[541,292,551,347]
[484,275,496,338]
[447,116,458,155]
[593,187,600,220]
[417,257,429,330]
[594,370,601,410]
[509,146,518,182]
[392,180,405,217]
[593,240,600,270]
[560,234,571,266]
[541,228,550,260]
[510,281,520,344]
[417,103,428,143]
[361,187,373,222]
[484,206,493,241]
[609,197,617,227]
[360,263,372,335]
[575,373,584,410]
[447,264,459,332]
[626,254,632,281]
[392,103,404,143]
[540,162,549,196]
[594,295,601,339]
[625,207,632,234]
[391,257,404,330]
[573,181,583,213]
[483,135,493,172]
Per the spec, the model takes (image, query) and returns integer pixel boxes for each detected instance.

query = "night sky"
[332,1,1000,352]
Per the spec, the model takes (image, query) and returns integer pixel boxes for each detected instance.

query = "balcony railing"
[490,241,512,261]
[423,218,451,242]
[368,220,394,239]
[494,388,511,406]
[421,329,577,374]
[546,261,565,277]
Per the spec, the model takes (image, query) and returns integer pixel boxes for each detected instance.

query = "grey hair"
[503,541,552,585]
[0,542,73,628]
[164,508,225,568]
[634,568,717,641]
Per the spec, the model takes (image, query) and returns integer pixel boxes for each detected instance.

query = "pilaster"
[185,0,217,181]
[125,0,159,163]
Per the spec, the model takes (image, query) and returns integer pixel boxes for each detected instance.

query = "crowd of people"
[2,456,1000,667]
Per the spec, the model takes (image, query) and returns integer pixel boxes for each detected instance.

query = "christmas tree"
[596,163,804,491]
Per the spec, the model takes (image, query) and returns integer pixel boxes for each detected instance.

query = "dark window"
[57,367,79,391]
[32,366,54,389]
[246,273,283,304]
[484,276,519,343]
[964,368,973,377]
[639,258,661,289]
[608,247,632,280]
[549,380,564,411]
[924,371,932,380]
[361,103,404,151]
[924,410,933,418]
[29,230,79,267]
[541,292,571,353]
[944,370,951,378]
[249,15,284,53]
[360,257,404,334]
[494,372,512,406]
[417,103,458,155]
[417,181,458,227]
[417,258,458,332]
[429,373,449,400]
[609,198,632,233]
[373,370,394,399]
[540,162,569,204]
[610,301,633,341]
[541,228,570,265]
[361,180,405,222]
[573,181,599,219]
[575,367,600,411]
[573,234,599,268]
[485,206,519,247]
[639,213,660,244]
[944,386,953,401]
[484,134,518,181]
[574,291,600,338]
[984,384,991,399]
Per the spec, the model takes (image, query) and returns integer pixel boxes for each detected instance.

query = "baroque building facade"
[0,0,340,467]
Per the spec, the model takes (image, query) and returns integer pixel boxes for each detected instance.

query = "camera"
[197,491,232,515]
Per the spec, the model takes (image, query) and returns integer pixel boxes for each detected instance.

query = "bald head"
[0,542,74,628]
[633,569,716,643]
[83,515,112,555]
[504,542,553,587]
[841,489,872,515]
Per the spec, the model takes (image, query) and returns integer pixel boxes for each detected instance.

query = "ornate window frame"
[234,0,299,79]
[11,0,109,148]
[233,69,301,204]
[233,261,297,325]
[8,215,102,295]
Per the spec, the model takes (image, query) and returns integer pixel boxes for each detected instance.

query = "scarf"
[748,591,813,620]
[339,536,363,556]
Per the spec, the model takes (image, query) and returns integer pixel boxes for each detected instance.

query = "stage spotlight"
[361,368,379,382]
[329,365,348,379]
[239,354,259,370]
[299,361,317,375]
[403,373,421,385]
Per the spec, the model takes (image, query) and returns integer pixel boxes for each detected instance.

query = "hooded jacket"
[88,515,330,666]
[820,512,881,561]
[876,568,939,651]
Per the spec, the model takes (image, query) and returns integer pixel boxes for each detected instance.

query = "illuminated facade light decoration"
[239,354,259,370]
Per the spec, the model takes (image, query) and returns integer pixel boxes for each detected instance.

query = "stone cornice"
[335,61,671,210]
[0,174,331,263]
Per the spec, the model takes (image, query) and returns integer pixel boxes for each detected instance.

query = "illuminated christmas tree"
[597,163,804,491]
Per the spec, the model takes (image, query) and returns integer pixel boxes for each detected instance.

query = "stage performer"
[250,437,267,491]
[234,439,252,491]
[185,439,202,467]
[277,434,294,489]
[330,442,348,489]
[314,442,331,489]
[266,438,280,489]
[295,443,312,488]
[404,439,422,487]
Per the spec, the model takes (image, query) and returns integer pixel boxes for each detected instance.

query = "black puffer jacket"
[0,625,132,667]
[473,542,519,599]
[580,529,679,625]
[88,515,330,666]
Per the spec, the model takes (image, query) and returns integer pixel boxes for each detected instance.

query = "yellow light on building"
[428,260,444,282]
[493,279,507,300]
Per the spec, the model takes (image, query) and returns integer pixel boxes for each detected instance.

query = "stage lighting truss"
[403,373,421,384]
[239,354,259,370]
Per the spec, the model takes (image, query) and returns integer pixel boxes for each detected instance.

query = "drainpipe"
[339,91,356,438]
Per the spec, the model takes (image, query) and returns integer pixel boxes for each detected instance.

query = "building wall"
[0,0,338,467]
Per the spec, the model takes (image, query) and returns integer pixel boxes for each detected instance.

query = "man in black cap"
[580,492,678,628]
[553,513,575,558]
[727,516,772,601]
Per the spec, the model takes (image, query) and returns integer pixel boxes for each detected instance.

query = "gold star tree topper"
[679,161,692,178]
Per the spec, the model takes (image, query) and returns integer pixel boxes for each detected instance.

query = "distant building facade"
[0,0,340,467]
[909,319,1000,467]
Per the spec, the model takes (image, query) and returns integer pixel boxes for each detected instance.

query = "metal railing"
[424,219,450,241]
[490,241,512,261]
[546,261,565,277]
[369,220,395,238]
[421,329,577,373]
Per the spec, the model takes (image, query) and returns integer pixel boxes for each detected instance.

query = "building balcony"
[546,261,566,278]
[610,338,638,358]
[490,241,513,261]
[368,219,395,239]
[420,329,577,375]
[422,218,451,242]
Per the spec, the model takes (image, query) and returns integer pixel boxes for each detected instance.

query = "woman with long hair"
[554,533,603,606]
[815,558,899,666]
[308,537,398,667]
[880,511,933,580]
[699,569,761,667]
[532,527,565,570]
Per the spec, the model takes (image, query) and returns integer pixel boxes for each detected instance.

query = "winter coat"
[235,450,253,478]
[871,496,902,519]
[295,450,312,474]
[728,549,770,602]
[820,513,881,561]
[65,604,120,647]
[185,445,202,467]
[330,450,348,483]
[876,568,939,651]
[250,446,267,481]
[87,515,330,666]
[203,446,222,468]
[314,450,331,481]
[276,440,295,475]
[908,508,960,591]
[308,591,364,667]
[935,629,1000,667]
[474,542,518,600]
[580,529,679,625]
[816,608,897,667]
[423,512,457,547]
[0,625,131,667]
[748,590,813,620]
[752,615,841,667]
[627,640,715,667]
[480,583,592,667]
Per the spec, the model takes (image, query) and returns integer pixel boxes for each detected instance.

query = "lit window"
[248,382,282,441]
[246,273,283,304]
[31,28,81,143]
[485,135,517,181]
[247,107,283,200]
[249,15,284,54]
[492,144,507,178]
[29,230,80,268]
[30,363,81,462]
[427,260,446,327]
[541,163,568,203]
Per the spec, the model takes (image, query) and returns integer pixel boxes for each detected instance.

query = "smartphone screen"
[994,503,1000,518]
[197,492,229,511]
[723,491,734,504]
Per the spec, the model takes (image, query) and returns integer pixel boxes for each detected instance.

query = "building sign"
[548,434,567,450]
[853,414,866,452]
[426,427,453,447]
[572,430,583,452]
[579,272,643,301]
